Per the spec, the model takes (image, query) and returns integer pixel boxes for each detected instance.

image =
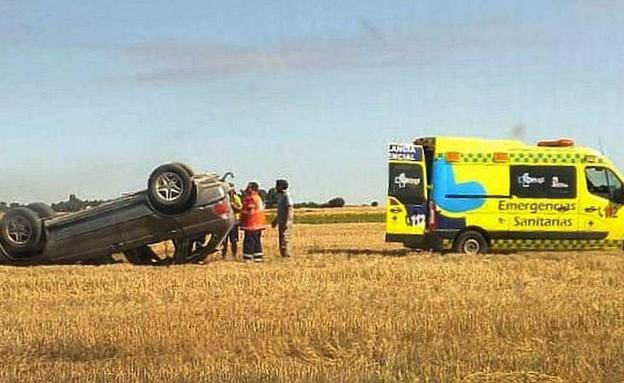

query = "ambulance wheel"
[454,230,488,255]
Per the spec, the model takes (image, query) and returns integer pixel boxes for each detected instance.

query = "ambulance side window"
[388,163,425,205]
[510,165,576,199]
[585,167,624,203]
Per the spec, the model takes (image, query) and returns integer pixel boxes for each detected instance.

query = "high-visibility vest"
[240,192,267,231]
[230,193,243,221]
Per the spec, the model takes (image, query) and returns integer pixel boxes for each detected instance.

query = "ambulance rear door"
[386,143,428,245]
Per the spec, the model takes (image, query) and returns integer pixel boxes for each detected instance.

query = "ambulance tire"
[454,230,489,255]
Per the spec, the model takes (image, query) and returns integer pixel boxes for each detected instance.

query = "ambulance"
[386,137,624,253]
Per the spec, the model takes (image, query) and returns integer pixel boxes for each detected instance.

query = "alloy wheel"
[6,216,33,245]
[155,172,184,202]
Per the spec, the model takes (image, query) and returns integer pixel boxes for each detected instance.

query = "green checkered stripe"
[508,152,604,164]
[491,239,623,250]
[460,152,494,163]
[439,152,605,164]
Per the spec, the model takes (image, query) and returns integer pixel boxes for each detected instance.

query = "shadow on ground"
[306,247,412,257]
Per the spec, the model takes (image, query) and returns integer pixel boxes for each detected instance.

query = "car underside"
[0,163,235,266]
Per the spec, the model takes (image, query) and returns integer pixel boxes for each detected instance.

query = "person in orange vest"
[239,182,268,263]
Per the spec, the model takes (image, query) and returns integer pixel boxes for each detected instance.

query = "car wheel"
[1,207,43,252]
[148,163,195,214]
[27,202,56,219]
[454,230,489,255]
[171,162,195,177]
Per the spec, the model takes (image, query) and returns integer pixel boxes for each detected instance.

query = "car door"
[386,143,428,241]
[45,207,126,262]
[580,166,624,247]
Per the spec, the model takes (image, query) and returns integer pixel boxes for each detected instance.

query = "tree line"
[248,187,345,209]
[0,194,107,213]
[0,192,346,213]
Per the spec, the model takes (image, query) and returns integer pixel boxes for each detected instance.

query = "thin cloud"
[99,17,560,86]
[573,0,624,12]
[0,23,32,47]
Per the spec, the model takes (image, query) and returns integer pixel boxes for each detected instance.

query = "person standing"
[271,179,294,258]
[240,182,267,263]
[222,183,243,259]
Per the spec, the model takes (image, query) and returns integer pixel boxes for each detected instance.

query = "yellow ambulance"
[386,137,624,253]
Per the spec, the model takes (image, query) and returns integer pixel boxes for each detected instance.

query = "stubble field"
[1,222,624,382]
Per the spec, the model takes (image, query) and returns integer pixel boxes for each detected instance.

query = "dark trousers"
[243,230,263,262]
[278,223,292,257]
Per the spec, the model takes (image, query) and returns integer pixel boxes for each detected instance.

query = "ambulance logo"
[395,172,421,189]
[551,176,569,188]
[518,172,545,188]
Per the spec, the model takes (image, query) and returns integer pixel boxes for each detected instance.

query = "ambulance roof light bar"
[537,138,575,148]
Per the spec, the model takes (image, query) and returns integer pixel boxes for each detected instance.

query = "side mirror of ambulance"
[616,189,624,205]
[611,188,624,205]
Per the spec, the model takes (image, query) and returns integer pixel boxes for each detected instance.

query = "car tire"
[1,207,43,253]
[171,162,195,177]
[27,203,56,219]
[147,163,195,214]
[454,230,489,255]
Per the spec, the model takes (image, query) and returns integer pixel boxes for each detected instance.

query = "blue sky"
[1,1,624,204]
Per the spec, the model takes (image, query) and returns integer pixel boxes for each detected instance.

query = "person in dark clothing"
[271,179,294,258]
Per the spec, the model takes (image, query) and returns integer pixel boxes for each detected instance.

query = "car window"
[585,167,623,202]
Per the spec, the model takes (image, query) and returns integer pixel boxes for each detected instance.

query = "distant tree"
[0,201,7,212]
[258,189,268,202]
[370,200,379,207]
[51,194,106,212]
[265,188,278,209]
[326,197,346,208]
[294,201,320,208]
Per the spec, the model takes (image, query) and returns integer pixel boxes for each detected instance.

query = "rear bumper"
[181,212,234,245]
[385,231,458,251]
[386,233,437,250]
[386,233,426,246]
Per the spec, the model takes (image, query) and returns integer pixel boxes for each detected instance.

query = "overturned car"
[0,163,235,265]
